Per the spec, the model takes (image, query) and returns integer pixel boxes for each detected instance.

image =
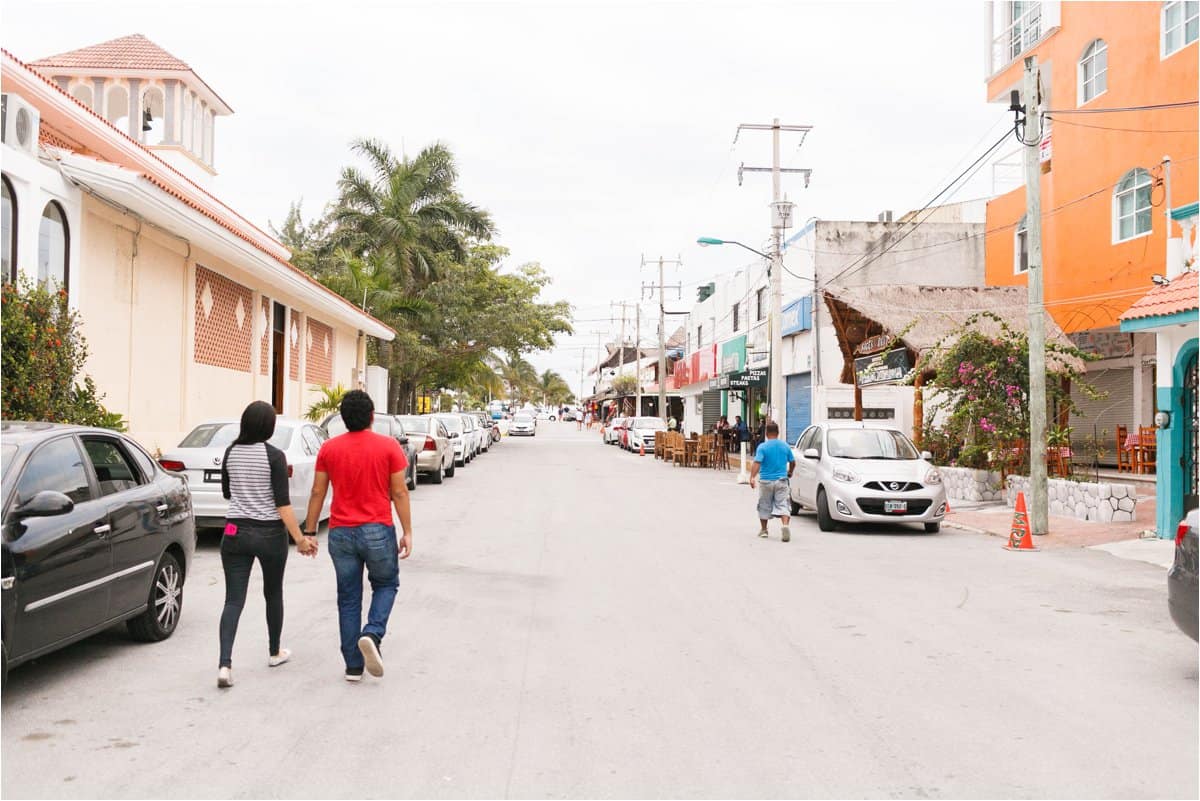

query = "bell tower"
[30,33,233,187]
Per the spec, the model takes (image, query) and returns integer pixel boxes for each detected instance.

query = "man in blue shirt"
[750,421,796,542]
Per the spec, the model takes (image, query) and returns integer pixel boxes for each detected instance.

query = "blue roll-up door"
[785,373,811,446]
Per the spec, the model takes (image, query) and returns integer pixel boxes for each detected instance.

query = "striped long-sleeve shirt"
[220,442,291,522]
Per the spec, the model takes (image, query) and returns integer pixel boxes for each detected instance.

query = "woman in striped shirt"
[217,401,317,688]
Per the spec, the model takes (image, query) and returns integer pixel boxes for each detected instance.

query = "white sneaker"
[757,529,768,538]
[781,526,791,543]
[268,648,291,667]
[358,635,384,677]
[217,667,233,688]
[345,671,363,683]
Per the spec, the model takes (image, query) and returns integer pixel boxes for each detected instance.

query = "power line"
[1046,116,1199,134]
[1043,100,1198,114]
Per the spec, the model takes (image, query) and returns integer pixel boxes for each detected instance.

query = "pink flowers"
[979,417,996,433]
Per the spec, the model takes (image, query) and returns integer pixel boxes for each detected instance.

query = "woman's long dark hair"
[234,401,277,445]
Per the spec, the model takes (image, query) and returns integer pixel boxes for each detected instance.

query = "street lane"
[3,423,1197,799]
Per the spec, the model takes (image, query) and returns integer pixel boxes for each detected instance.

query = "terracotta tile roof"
[30,34,190,71]
[1119,269,1199,321]
[38,123,84,152]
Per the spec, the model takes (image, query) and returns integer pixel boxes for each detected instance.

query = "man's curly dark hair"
[339,389,374,432]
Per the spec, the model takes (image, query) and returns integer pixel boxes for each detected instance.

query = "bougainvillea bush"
[916,312,1094,473]
[1,280,125,430]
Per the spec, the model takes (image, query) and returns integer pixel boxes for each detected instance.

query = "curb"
[944,520,1001,538]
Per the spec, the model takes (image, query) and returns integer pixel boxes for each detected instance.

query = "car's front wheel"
[128,551,183,642]
[924,522,940,533]
[816,489,838,532]
[790,499,801,516]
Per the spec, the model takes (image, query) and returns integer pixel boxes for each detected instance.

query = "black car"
[1,422,195,679]
[1168,508,1198,642]
[320,412,419,490]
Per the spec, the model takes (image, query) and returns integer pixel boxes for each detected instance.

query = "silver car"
[625,417,666,452]
[158,418,332,530]
[396,415,456,483]
[509,412,536,436]
[789,423,946,533]
[433,414,470,466]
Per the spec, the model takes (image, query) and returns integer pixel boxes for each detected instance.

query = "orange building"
[982,1,1198,457]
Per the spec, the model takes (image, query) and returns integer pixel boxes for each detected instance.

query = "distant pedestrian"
[576,411,584,431]
[304,390,412,682]
[585,411,594,430]
[735,415,750,450]
[217,401,318,689]
[749,421,795,542]
[753,419,766,455]
[668,415,678,432]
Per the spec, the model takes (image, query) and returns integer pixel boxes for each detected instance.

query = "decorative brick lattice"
[306,319,333,386]
[259,297,270,375]
[194,265,251,372]
[288,315,300,380]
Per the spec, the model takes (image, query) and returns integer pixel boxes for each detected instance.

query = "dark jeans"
[328,524,400,670]
[219,520,288,668]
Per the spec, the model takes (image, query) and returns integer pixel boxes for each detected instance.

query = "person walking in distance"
[749,421,796,542]
[304,390,412,682]
[217,401,318,689]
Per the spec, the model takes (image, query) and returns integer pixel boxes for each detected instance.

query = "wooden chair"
[1115,424,1131,473]
[672,433,688,467]
[696,434,714,468]
[1137,426,1157,474]
[713,436,730,470]
[1048,447,1069,478]
[654,431,665,460]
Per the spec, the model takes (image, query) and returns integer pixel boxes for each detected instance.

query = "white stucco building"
[1,36,394,453]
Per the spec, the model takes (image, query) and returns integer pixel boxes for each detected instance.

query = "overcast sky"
[4,0,1008,397]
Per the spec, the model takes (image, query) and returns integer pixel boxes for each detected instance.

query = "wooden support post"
[913,371,925,446]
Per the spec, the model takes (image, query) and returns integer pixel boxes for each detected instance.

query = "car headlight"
[831,467,859,484]
[925,468,942,485]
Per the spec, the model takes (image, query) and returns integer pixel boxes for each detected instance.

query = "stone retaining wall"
[1005,475,1138,523]
[938,466,1005,502]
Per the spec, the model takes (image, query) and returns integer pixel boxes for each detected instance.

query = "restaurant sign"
[720,335,747,374]
[707,373,731,390]
[856,332,894,356]
[854,348,910,387]
[729,366,769,390]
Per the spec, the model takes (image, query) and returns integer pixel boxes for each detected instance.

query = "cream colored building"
[1,36,394,453]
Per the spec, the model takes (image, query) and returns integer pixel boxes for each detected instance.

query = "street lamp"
[697,237,769,259]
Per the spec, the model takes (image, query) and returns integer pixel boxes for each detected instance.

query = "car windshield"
[632,417,666,429]
[396,416,427,432]
[514,414,533,423]
[438,416,463,433]
[179,423,294,450]
[826,428,919,460]
[1,444,16,476]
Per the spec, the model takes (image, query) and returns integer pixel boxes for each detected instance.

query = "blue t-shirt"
[755,438,795,481]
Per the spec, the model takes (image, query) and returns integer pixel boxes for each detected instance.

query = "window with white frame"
[755,287,766,321]
[38,201,69,293]
[1015,215,1029,273]
[1163,1,1199,57]
[1078,39,1107,104]
[1113,168,1153,242]
[732,302,740,332]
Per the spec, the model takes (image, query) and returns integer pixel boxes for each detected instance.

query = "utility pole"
[1022,56,1048,537]
[736,119,812,427]
[611,300,636,415]
[635,304,642,416]
[642,255,682,422]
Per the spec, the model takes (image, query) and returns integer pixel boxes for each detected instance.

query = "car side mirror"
[399,436,410,446]
[920,450,933,461]
[12,490,75,520]
[803,448,820,460]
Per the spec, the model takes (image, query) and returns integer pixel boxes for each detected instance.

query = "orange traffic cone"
[639,442,645,456]
[1004,491,1039,551]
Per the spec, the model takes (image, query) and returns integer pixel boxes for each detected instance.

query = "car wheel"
[127,551,184,642]
[407,466,417,491]
[430,463,444,484]
[924,522,941,533]
[446,459,456,478]
[790,499,801,516]
[816,489,838,532]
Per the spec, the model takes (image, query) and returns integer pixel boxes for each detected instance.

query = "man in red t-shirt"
[304,390,412,682]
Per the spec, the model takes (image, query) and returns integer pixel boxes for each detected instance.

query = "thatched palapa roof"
[823,285,1084,384]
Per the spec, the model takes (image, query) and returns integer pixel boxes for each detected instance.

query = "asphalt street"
[2,424,1197,799]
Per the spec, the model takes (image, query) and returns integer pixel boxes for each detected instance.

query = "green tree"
[305,383,349,422]
[538,369,573,406]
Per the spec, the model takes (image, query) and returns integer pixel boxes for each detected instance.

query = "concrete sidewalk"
[945,493,1160,550]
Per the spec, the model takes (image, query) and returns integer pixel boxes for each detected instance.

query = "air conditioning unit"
[1,93,40,155]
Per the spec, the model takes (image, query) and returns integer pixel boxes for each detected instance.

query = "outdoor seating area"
[1116,424,1158,475]
[655,431,731,470]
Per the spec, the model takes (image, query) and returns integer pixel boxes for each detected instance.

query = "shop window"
[38,201,69,292]
[2,175,16,283]
[1113,168,1153,242]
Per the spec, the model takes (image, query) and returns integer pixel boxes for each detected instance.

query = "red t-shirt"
[315,430,408,529]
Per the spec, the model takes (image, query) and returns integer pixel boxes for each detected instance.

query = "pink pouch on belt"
[224,523,238,537]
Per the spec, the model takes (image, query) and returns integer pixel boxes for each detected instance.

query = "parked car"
[789,423,947,533]
[1168,508,1198,641]
[460,413,487,457]
[536,410,557,421]
[396,415,455,483]
[158,418,332,530]
[1,422,196,679]
[510,412,537,436]
[603,417,628,445]
[433,414,470,466]
[471,412,501,444]
[625,417,667,452]
[320,412,418,491]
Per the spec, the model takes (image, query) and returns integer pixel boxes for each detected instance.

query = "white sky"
[3,0,1008,398]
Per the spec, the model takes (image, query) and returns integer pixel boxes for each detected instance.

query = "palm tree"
[333,139,495,288]
[493,352,538,405]
[305,383,348,422]
[537,369,571,407]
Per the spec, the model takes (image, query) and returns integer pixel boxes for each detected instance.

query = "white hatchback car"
[159,418,332,530]
[510,412,537,436]
[789,422,946,533]
[624,416,667,452]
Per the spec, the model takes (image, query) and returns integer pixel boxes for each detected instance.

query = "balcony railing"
[992,2,1042,71]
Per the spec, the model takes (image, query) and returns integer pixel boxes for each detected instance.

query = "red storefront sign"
[672,344,717,390]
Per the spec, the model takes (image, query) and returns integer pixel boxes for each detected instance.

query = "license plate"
[884,500,907,513]
[204,470,221,483]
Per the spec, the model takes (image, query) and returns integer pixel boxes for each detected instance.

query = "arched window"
[106,84,129,133]
[191,97,202,156]
[38,201,69,292]
[1078,39,1107,105]
[1014,215,1029,273]
[141,87,165,146]
[1113,169,1153,242]
[70,83,93,111]
[2,175,16,283]
[1163,1,1199,57]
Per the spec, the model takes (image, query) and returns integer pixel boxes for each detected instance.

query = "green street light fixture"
[696,237,768,259]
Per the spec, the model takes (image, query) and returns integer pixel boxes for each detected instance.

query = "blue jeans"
[328,524,399,670]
